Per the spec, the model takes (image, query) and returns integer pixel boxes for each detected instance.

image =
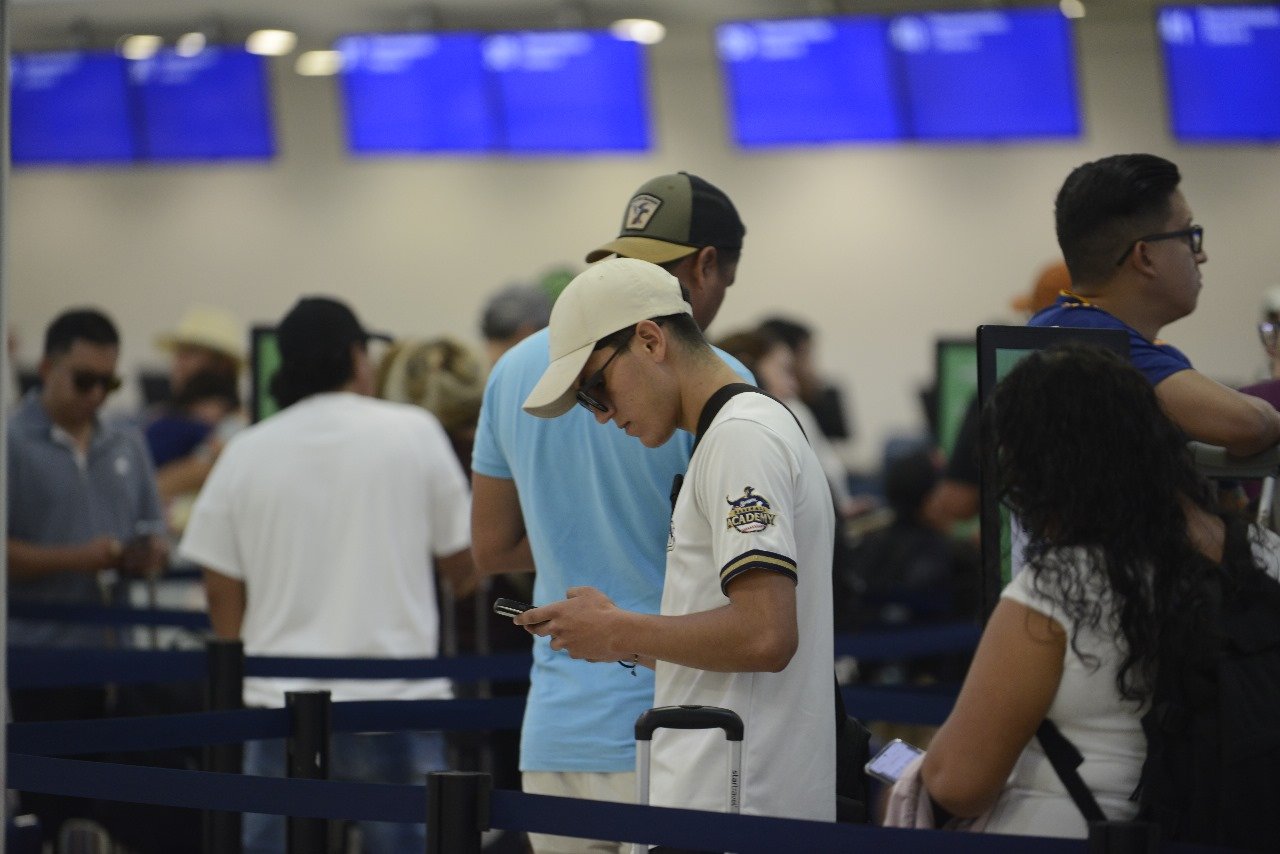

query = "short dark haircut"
[658,246,740,278]
[269,343,357,409]
[1054,154,1182,287]
[758,317,812,352]
[595,313,706,354]
[480,284,551,341]
[44,309,119,358]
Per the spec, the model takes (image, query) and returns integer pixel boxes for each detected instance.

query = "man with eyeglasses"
[7,308,166,846]
[470,173,752,852]
[516,258,835,823]
[1030,153,1280,456]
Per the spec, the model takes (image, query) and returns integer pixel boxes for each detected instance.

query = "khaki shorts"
[522,770,636,854]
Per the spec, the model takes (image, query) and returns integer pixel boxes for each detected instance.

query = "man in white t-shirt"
[517,258,836,822]
[179,296,473,854]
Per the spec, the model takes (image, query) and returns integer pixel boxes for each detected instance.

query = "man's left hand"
[515,586,627,662]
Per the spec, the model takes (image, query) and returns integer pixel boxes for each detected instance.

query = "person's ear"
[634,319,667,360]
[695,246,719,282]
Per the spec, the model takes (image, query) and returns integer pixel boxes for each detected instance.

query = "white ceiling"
[10,0,1178,53]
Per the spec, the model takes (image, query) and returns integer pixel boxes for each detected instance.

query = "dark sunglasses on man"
[71,370,122,394]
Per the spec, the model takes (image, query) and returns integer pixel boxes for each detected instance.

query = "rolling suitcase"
[632,705,744,854]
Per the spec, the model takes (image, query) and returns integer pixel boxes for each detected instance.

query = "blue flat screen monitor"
[1158,5,1280,142]
[129,47,276,161]
[338,33,497,153]
[890,8,1081,141]
[716,17,904,147]
[482,30,651,153]
[11,51,138,164]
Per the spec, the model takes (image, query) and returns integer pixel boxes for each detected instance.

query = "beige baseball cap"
[585,172,745,265]
[155,305,245,367]
[523,258,691,419]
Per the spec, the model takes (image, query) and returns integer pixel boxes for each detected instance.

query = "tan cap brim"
[585,236,699,265]
[154,333,245,368]
[522,339,596,419]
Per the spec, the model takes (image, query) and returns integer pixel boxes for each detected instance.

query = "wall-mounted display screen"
[891,8,1081,140]
[11,51,138,164]
[337,29,650,155]
[716,18,903,147]
[130,47,276,161]
[715,7,1081,147]
[484,31,650,152]
[338,33,496,153]
[1158,4,1280,141]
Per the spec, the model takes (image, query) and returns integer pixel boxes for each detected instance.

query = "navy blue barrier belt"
[7,754,1092,852]
[8,697,529,756]
[843,684,957,727]
[8,647,534,689]
[10,601,212,629]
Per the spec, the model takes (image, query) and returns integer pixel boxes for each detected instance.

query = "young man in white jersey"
[518,258,836,822]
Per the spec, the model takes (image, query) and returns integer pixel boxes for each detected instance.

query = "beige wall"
[10,11,1280,467]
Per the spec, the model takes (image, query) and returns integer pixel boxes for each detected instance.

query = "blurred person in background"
[480,283,553,366]
[759,316,855,446]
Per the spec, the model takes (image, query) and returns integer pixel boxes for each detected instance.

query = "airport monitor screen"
[11,51,138,164]
[716,17,904,147]
[249,327,281,424]
[483,30,651,153]
[934,339,978,459]
[891,8,1082,141]
[1158,4,1280,141]
[129,47,276,161]
[338,32,497,154]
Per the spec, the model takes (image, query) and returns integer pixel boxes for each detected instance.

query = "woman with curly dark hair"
[911,343,1280,837]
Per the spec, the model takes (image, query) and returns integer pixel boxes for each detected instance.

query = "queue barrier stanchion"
[286,691,333,854]
[426,771,490,854]
[204,638,244,854]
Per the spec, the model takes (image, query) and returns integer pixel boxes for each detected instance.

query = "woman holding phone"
[911,344,1280,837]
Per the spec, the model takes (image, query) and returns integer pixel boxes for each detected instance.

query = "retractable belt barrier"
[9,754,1215,853]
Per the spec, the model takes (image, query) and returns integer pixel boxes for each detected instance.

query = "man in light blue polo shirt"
[471,173,751,853]
[8,308,165,649]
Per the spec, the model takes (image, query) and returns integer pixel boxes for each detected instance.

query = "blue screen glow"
[716,18,904,147]
[891,9,1081,141]
[129,47,276,161]
[11,51,138,164]
[338,33,496,153]
[483,31,650,153]
[1159,5,1280,141]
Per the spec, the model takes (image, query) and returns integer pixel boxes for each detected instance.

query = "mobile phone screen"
[493,598,533,619]
[864,738,924,784]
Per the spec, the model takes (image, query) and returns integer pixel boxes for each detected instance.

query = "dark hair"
[480,284,551,341]
[1054,154,1182,287]
[44,308,119,357]
[985,343,1219,701]
[657,247,740,279]
[595,313,706,354]
[269,343,356,409]
[714,329,783,379]
[758,317,812,353]
[173,369,241,412]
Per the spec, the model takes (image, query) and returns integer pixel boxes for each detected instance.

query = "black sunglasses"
[575,328,635,413]
[1114,225,1204,266]
[72,370,122,394]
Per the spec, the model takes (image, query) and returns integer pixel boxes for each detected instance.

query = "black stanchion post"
[203,638,245,854]
[425,771,491,854]
[286,690,332,854]
[1087,821,1158,854]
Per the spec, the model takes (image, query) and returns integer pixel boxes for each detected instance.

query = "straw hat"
[155,305,245,367]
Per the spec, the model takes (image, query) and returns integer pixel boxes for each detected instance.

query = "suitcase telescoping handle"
[633,705,744,853]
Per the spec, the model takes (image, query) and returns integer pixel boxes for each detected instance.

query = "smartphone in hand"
[493,598,533,618]
[865,738,924,785]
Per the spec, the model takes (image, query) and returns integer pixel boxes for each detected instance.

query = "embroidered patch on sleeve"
[725,486,780,533]
[719,549,798,591]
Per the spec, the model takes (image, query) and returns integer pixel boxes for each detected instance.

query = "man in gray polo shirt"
[8,308,166,649]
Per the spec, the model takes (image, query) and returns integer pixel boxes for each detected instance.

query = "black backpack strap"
[1036,720,1108,823]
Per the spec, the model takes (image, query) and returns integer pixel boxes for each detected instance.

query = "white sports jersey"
[653,392,836,821]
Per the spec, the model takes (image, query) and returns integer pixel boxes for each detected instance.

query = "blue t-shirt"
[472,327,752,772]
[1028,294,1193,386]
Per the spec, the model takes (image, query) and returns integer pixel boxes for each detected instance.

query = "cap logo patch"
[725,486,777,533]
[626,194,662,231]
